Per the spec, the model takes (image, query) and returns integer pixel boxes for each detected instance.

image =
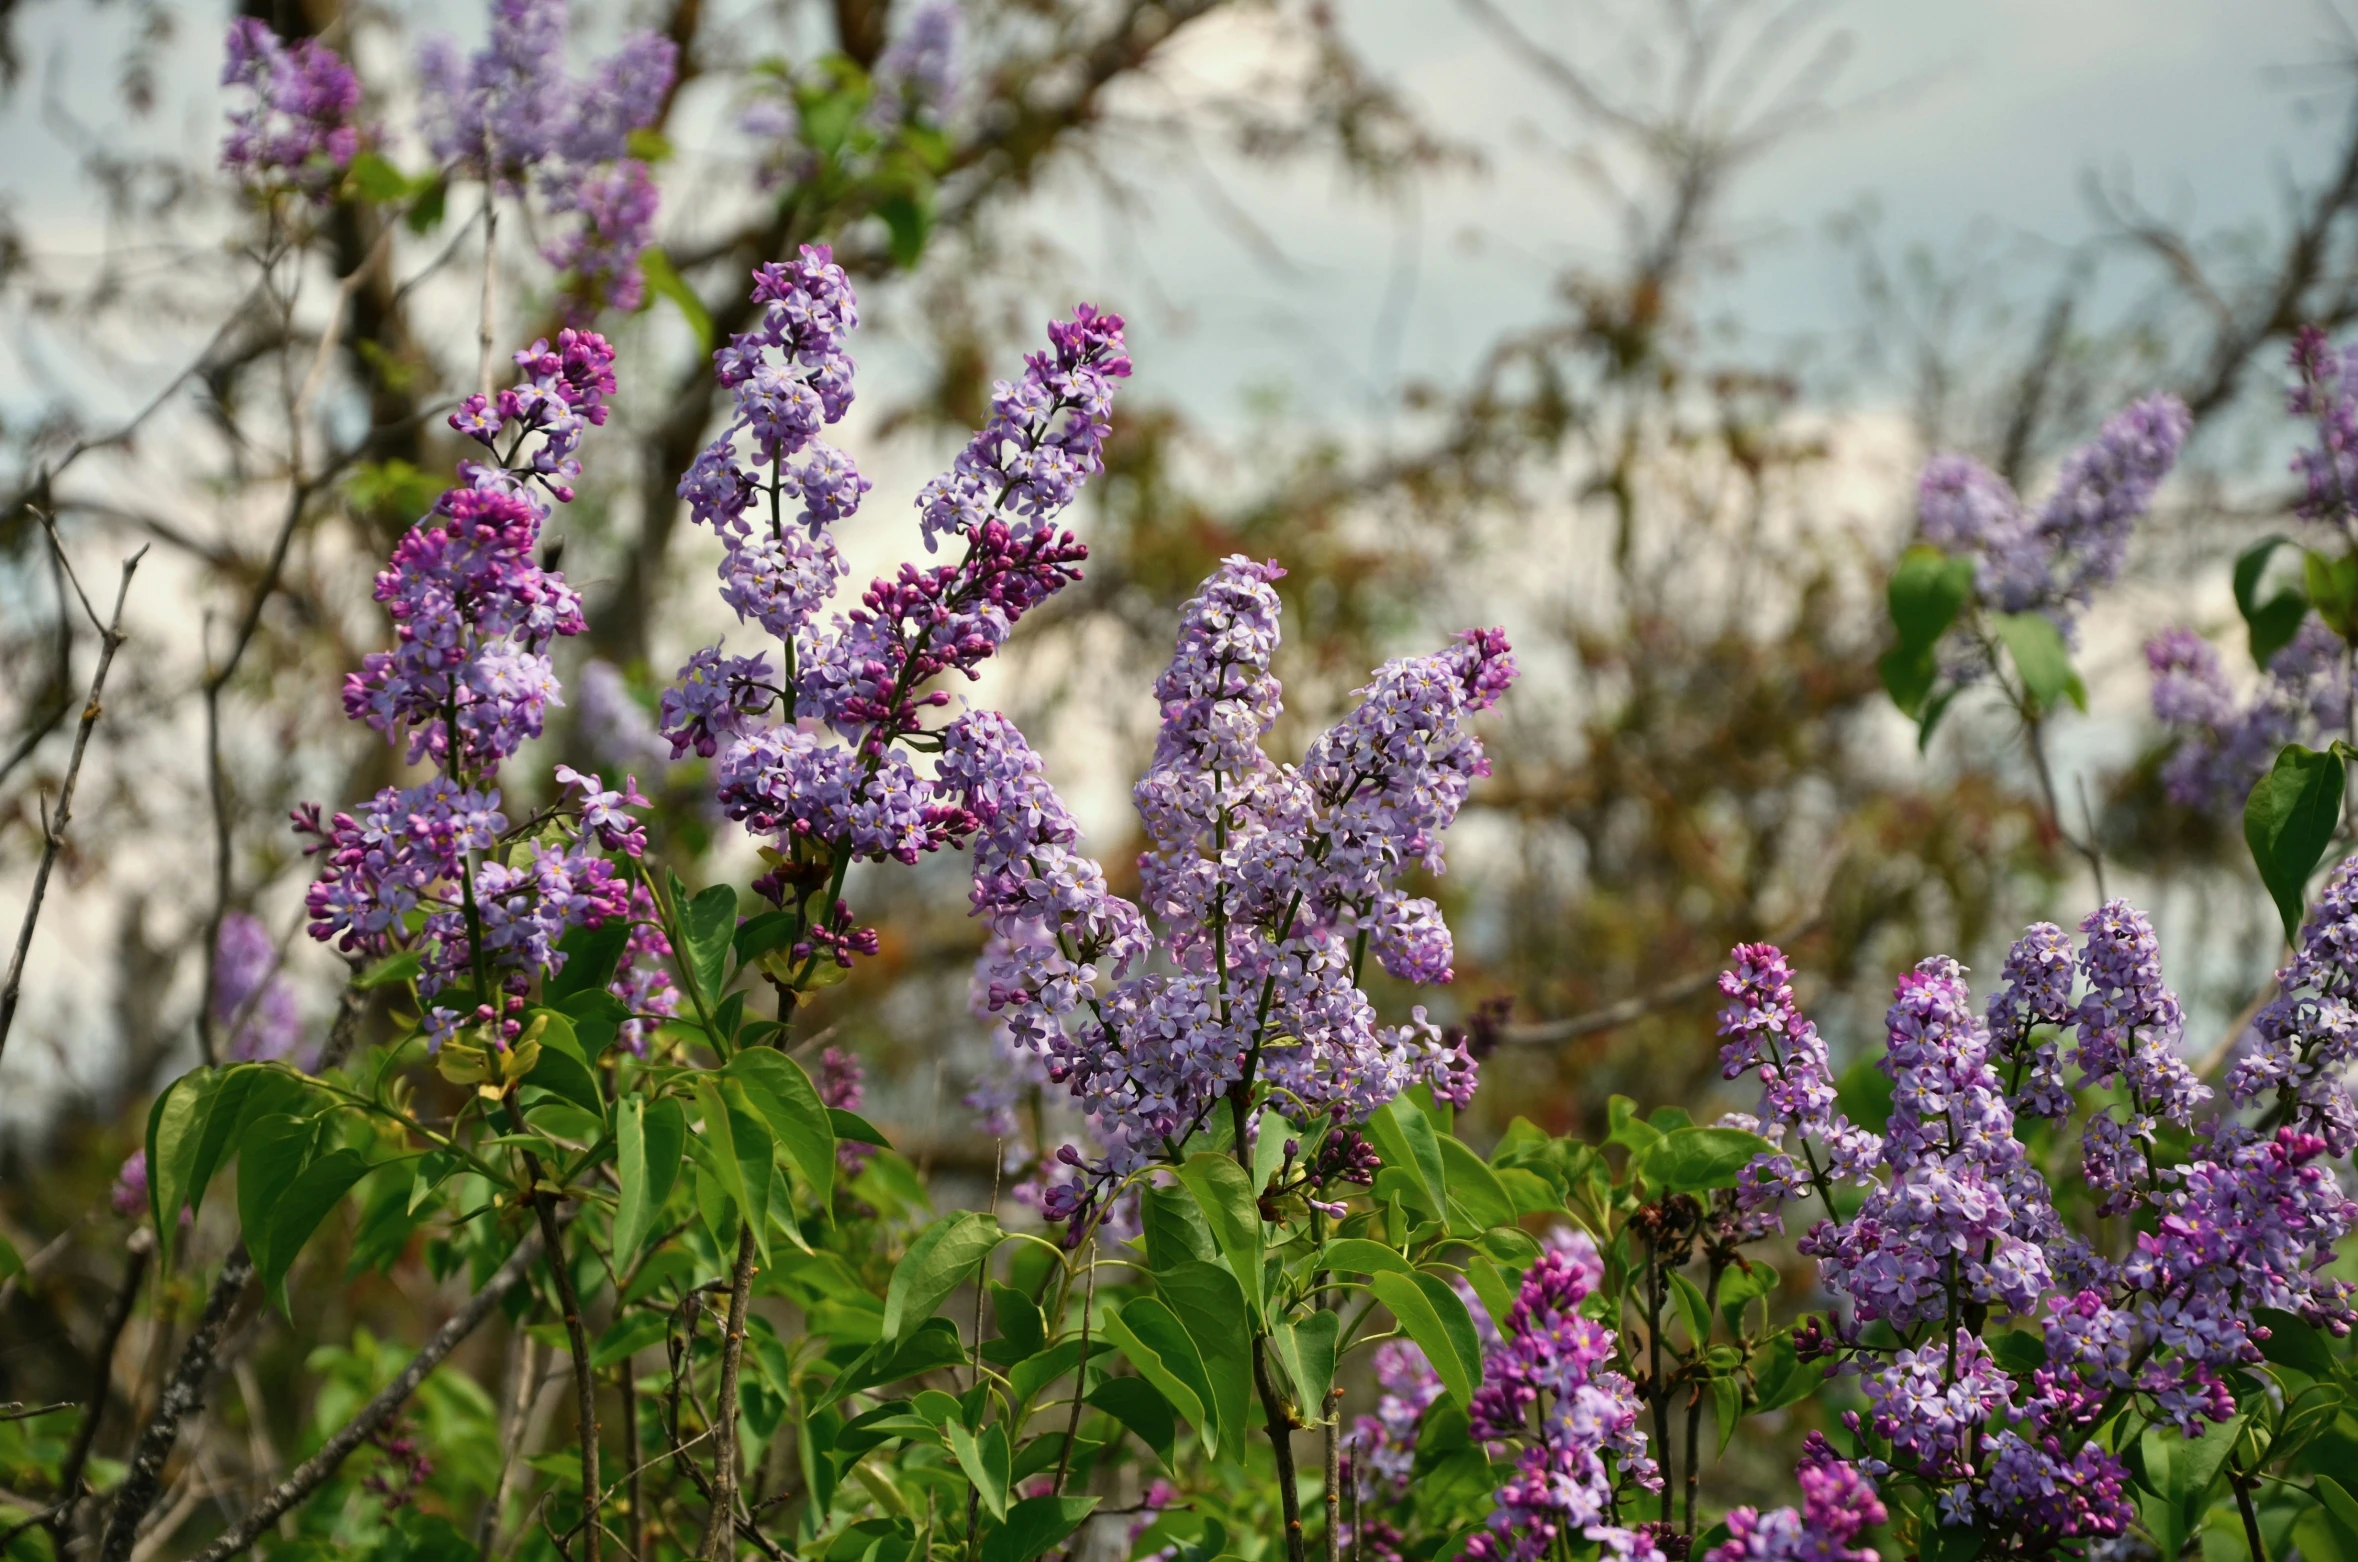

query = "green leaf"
[1920,1523,1982,1562]
[237,1113,316,1270]
[638,246,712,350]
[733,910,798,967]
[691,1078,771,1265]
[1175,1153,1264,1319]
[548,923,630,1005]
[876,191,933,270]
[1464,1254,1516,1327]
[184,1065,273,1226]
[2297,1504,2358,1562]
[613,1098,655,1265]
[524,1009,604,1117]
[1887,544,1976,652]
[681,883,739,1010]
[829,1108,889,1146]
[725,1049,837,1208]
[829,1317,969,1403]
[590,1311,670,1370]
[347,150,409,203]
[147,1070,210,1252]
[2319,1476,2358,1542]
[2236,536,2309,667]
[2256,1308,2341,1380]
[1156,1262,1254,1457]
[404,175,448,235]
[354,950,422,990]
[1632,1127,1771,1192]
[1716,1260,1776,1335]
[1370,1271,1482,1409]
[1319,1237,1417,1280]
[1751,1333,1816,1413]
[2246,743,2346,943]
[983,1282,1046,1365]
[1099,1298,1214,1452]
[1367,1098,1448,1217]
[882,1211,1002,1343]
[0,1232,21,1285]
[1271,1310,1340,1414]
[1992,611,2087,714]
[625,127,674,162]
[1140,1184,1217,1272]
[1086,1377,1176,1470]
[1877,644,1940,718]
[260,1148,370,1309]
[1668,1271,1712,1346]
[558,989,633,1059]
[1437,1136,1516,1231]
[980,1494,1099,1562]
[944,1421,1010,1521]
[2310,550,2358,639]
[1605,1095,1661,1153]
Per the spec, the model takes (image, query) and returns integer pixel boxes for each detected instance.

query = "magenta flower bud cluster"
[1706,1435,1886,1562]
[219,19,362,200]
[1717,908,2358,1543]
[1913,394,2188,677]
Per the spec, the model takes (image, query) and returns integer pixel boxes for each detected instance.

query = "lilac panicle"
[2072,899,2208,1212]
[2149,619,2349,814]
[220,19,362,199]
[214,911,301,1064]
[544,159,660,322]
[1716,942,1881,1212]
[1462,1246,1657,1562]
[2291,324,2358,523]
[418,0,675,190]
[2238,850,2358,1152]
[1984,921,2075,1118]
[303,331,648,1048]
[870,1,960,125]
[1706,1438,1885,1562]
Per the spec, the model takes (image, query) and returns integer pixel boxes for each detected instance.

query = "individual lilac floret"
[869,1,960,126]
[2150,618,2351,814]
[914,303,1130,552]
[220,19,362,199]
[2239,851,2358,1153]
[214,911,302,1064]
[112,1150,151,1218]
[2072,900,2208,1212]
[1705,1438,1885,1562]
[1462,1247,1657,1562]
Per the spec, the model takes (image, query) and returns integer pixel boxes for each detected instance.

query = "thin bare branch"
[0,535,147,1064]
[97,1244,255,1562]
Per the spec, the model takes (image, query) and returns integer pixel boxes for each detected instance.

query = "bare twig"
[46,1227,153,1548]
[183,1230,543,1562]
[694,1224,759,1561]
[0,532,147,1064]
[533,1190,603,1562]
[98,1244,255,1562]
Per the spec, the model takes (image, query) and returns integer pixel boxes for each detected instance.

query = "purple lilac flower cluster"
[300,331,659,1048]
[2146,620,2349,814]
[1715,942,1882,1209]
[1913,394,2189,666]
[1706,1435,1885,1562]
[953,564,1510,1228]
[219,19,362,199]
[1462,1245,1659,1562]
[869,2,961,126]
[2291,324,2358,523]
[417,0,676,320]
[214,911,301,1064]
[2238,851,2358,1151]
[1723,911,2358,1546]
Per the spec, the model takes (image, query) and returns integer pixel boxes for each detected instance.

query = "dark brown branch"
[533,1190,603,1562]
[694,1224,759,1561]
[182,1231,543,1562]
[97,1244,255,1562]
[0,533,147,1063]
[47,1227,153,1549]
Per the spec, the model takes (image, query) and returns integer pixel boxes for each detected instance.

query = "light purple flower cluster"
[302,331,656,1048]
[2072,901,2209,1213]
[608,882,678,1057]
[214,911,301,1064]
[418,0,675,319]
[1715,943,1881,1211]
[2147,620,2349,813]
[1913,394,2189,656]
[1462,1246,1659,1562]
[219,19,362,199]
[673,246,865,662]
[955,562,1509,1226]
[1731,911,2358,1544]
[819,1046,874,1173]
[2291,324,2358,523]
[1350,1340,1444,1493]
[2238,851,2358,1151]
[1705,1436,1885,1562]
[870,2,961,126]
